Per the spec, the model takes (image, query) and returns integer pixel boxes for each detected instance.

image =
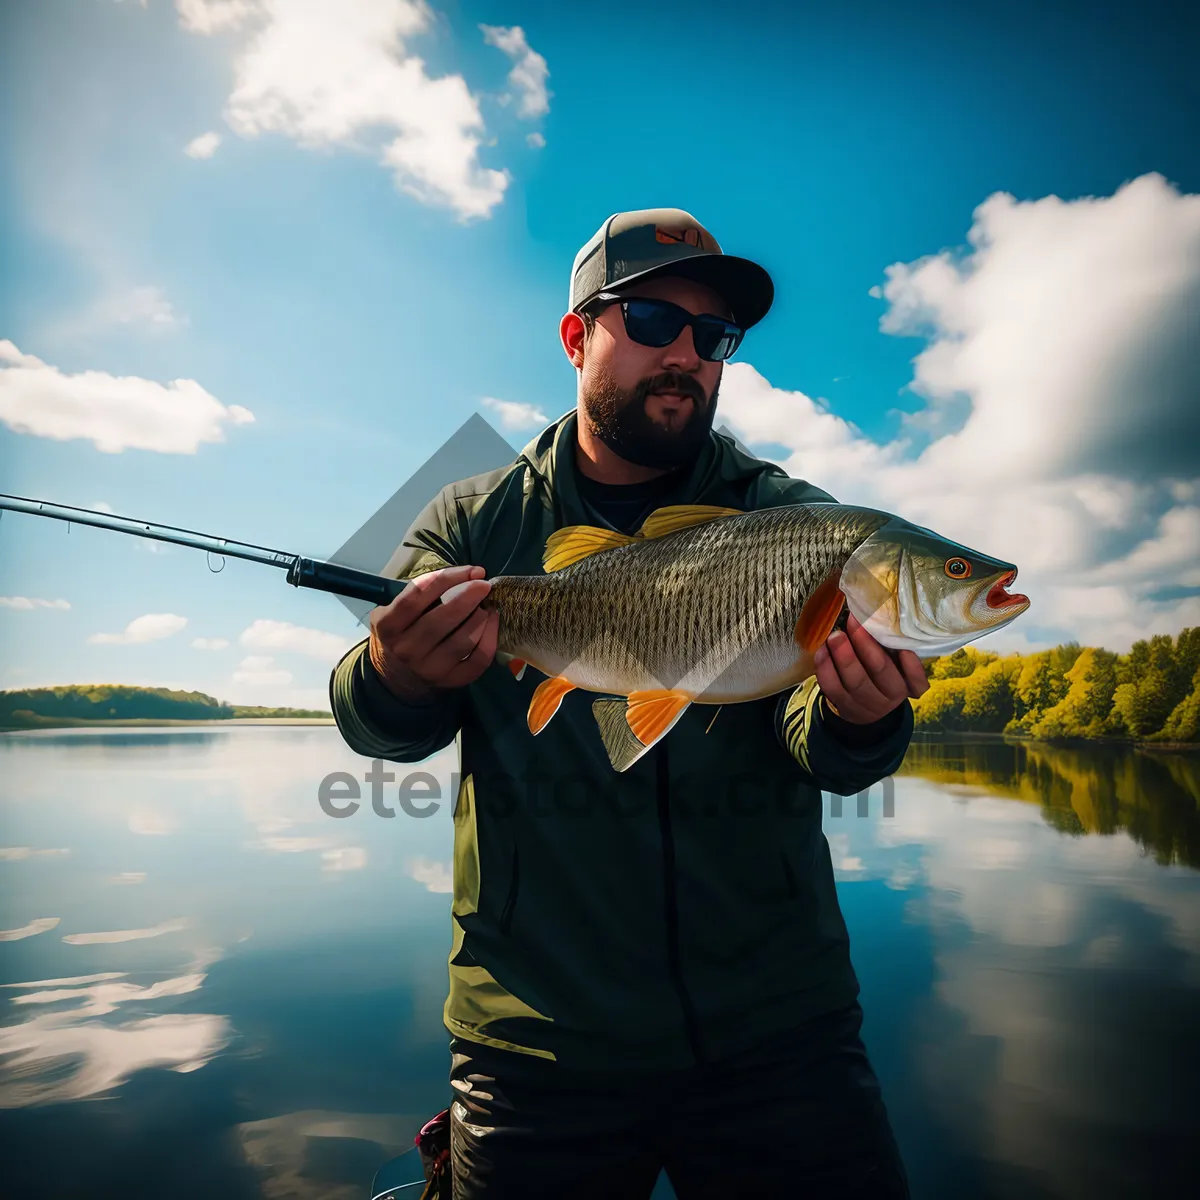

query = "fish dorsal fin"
[592,698,652,773]
[543,525,638,572]
[793,570,846,652]
[636,505,742,540]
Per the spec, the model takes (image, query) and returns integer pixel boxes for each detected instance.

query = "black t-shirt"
[573,462,689,536]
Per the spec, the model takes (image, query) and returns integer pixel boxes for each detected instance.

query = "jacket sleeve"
[328,484,469,763]
[774,676,913,796]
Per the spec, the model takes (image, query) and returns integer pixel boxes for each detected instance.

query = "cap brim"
[601,254,774,329]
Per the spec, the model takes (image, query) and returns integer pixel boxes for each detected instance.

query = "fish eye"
[944,557,971,579]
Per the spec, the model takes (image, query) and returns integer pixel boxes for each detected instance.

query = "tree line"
[913,627,1200,743]
[0,684,331,726]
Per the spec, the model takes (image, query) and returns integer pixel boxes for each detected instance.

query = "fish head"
[839,516,1030,656]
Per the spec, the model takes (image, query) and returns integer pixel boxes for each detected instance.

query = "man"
[330,209,929,1198]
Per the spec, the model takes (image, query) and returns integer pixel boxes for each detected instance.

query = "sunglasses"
[584,292,745,362]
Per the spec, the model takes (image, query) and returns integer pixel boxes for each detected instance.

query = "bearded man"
[331,209,926,1198]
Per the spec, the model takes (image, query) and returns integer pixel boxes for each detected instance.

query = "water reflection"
[0,728,1195,1198]
[898,736,1200,868]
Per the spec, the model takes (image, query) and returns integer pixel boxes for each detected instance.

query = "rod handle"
[287,558,407,606]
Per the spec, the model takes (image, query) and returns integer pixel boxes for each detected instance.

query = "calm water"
[0,727,1196,1199]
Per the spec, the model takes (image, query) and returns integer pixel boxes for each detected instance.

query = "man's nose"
[660,322,702,372]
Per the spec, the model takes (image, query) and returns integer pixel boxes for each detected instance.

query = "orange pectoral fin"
[624,689,692,748]
[508,658,527,681]
[527,676,576,734]
[794,571,846,653]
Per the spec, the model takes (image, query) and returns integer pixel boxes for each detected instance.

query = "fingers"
[896,649,930,697]
[820,627,891,713]
[373,565,486,637]
[439,611,501,689]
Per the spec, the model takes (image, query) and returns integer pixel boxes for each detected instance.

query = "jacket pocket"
[499,844,520,934]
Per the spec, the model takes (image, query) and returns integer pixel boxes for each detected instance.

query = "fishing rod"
[0,493,407,607]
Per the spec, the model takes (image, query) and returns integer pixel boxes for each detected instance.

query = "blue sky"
[2,0,1198,708]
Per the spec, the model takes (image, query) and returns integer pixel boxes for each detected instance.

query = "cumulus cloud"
[526,131,545,150]
[0,597,70,611]
[180,0,510,220]
[407,856,452,893]
[184,131,222,159]
[717,174,1200,652]
[481,24,551,119]
[239,619,354,661]
[191,636,230,650]
[0,341,254,454]
[481,396,550,431]
[88,613,188,645]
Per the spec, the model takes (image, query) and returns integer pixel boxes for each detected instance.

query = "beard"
[581,367,719,470]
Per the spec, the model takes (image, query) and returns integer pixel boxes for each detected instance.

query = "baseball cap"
[568,208,774,329]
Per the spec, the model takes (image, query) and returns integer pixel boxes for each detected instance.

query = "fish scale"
[487,505,891,701]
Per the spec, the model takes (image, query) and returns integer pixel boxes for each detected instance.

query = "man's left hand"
[814,612,930,725]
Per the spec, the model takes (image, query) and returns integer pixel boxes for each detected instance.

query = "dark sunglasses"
[584,292,745,362]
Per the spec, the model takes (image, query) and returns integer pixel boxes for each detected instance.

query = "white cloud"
[0,918,61,942]
[181,0,510,221]
[526,131,545,149]
[481,396,550,431]
[175,0,255,34]
[109,872,147,885]
[89,613,188,645]
[191,637,230,650]
[323,846,367,872]
[91,502,114,513]
[232,654,293,688]
[98,285,183,330]
[0,597,71,611]
[407,856,452,893]
[184,131,222,159]
[62,918,188,945]
[480,24,551,119]
[717,173,1200,653]
[239,618,354,661]
[0,341,254,454]
[253,835,331,853]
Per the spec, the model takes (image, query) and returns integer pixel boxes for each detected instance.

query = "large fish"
[471,503,1028,771]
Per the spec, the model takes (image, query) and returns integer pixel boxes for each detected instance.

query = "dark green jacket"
[330,410,912,1073]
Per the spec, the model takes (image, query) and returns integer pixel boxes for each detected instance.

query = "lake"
[0,727,1196,1199]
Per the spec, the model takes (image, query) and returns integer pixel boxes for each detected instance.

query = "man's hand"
[368,565,500,703]
[814,612,929,725]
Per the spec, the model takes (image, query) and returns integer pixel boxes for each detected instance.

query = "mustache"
[635,372,708,406]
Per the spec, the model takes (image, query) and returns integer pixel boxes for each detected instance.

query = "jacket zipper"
[656,741,705,1065]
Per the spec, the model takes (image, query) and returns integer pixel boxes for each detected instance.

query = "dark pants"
[449,1001,910,1199]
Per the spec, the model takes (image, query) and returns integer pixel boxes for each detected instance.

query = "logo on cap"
[654,225,705,248]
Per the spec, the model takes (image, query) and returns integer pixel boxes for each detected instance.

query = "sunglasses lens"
[695,320,743,361]
[622,299,686,347]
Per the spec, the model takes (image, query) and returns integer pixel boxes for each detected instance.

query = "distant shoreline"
[910,729,1199,754]
[0,717,335,733]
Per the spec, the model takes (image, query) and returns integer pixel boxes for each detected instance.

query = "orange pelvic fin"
[637,505,742,540]
[508,657,528,681]
[543,525,637,572]
[527,675,576,734]
[794,571,846,652]
[624,689,692,748]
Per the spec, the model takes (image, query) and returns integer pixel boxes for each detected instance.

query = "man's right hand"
[368,565,500,703]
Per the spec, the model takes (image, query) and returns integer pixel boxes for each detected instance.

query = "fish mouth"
[986,569,1028,609]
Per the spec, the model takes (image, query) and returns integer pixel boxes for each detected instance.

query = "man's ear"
[560,312,586,370]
